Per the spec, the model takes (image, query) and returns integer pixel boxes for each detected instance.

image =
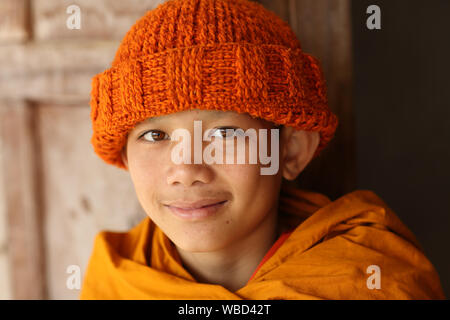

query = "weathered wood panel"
[33,0,165,40]
[0,41,119,101]
[0,100,46,299]
[0,0,29,43]
[37,103,145,299]
[258,0,355,199]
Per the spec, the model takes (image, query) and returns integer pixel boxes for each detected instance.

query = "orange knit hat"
[90,0,338,170]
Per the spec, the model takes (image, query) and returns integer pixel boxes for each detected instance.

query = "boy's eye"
[208,127,243,139]
[140,130,169,142]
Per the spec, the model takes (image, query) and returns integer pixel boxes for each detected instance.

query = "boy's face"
[122,109,284,252]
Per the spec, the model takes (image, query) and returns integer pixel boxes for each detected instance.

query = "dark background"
[352,0,450,297]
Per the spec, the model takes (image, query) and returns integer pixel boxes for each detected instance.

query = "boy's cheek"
[127,145,167,174]
[219,161,277,181]
[128,156,165,202]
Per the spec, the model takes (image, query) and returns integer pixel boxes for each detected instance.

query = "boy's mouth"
[163,199,228,220]
[165,199,227,209]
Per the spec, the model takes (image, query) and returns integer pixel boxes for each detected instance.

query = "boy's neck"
[175,206,279,292]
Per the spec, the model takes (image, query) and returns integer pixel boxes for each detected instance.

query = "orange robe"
[80,186,445,299]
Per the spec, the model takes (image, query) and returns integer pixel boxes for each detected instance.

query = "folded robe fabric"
[80,186,445,299]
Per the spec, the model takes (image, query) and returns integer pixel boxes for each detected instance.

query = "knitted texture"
[90,0,339,170]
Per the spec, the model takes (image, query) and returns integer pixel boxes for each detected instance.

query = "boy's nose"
[166,163,213,187]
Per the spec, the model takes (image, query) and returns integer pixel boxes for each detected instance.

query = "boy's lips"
[165,198,228,209]
[163,199,228,220]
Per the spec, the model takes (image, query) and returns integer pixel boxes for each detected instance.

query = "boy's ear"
[121,146,128,170]
[280,127,320,181]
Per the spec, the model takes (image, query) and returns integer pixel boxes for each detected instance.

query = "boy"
[80,0,445,299]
